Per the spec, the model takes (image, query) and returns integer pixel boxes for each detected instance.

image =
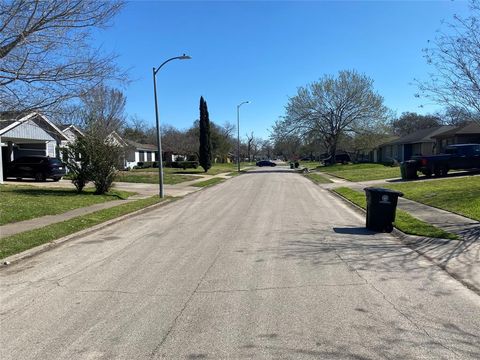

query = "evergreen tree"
[199,96,212,172]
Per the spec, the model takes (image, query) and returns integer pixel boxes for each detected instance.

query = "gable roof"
[432,122,480,138]
[59,124,84,137]
[0,112,68,140]
[125,139,158,151]
[382,125,455,146]
[106,131,129,147]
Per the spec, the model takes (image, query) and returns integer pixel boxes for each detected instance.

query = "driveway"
[1,167,479,359]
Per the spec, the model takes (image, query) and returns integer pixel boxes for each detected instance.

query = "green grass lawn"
[333,187,458,239]
[304,172,332,184]
[191,178,225,188]
[115,171,198,184]
[382,177,480,221]
[0,196,167,259]
[0,185,135,225]
[299,161,321,169]
[319,163,401,182]
[131,162,255,176]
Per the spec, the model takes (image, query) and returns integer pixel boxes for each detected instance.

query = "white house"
[0,112,68,183]
[123,139,158,169]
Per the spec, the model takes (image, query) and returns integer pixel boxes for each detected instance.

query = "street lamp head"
[179,54,192,60]
[238,100,251,107]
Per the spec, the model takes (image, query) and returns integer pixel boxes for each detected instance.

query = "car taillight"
[421,159,427,166]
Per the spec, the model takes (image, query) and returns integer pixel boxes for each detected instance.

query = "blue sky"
[94,0,471,139]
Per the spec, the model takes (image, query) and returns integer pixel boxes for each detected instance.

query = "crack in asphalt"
[148,245,224,359]
[149,190,259,358]
[196,283,368,294]
[333,249,460,357]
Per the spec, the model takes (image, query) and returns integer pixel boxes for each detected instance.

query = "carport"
[0,113,68,183]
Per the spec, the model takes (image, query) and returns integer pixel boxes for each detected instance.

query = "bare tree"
[246,131,254,162]
[416,0,480,123]
[80,85,126,136]
[0,0,125,113]
[273,70,388,163]
[221,121,236,138]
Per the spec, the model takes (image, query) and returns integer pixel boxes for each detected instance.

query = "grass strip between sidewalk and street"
[304,172,333,184]
[382,177,480,221]
[191,178,225,188]
[0,196,167,259]
[115,171,198,185]
[333,187,458,240]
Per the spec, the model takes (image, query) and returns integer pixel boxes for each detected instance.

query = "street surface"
[1,167,479,359]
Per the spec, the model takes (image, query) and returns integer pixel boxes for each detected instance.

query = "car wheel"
[52,177,61,182]
[34,172,46,182]
[434,166,446,177]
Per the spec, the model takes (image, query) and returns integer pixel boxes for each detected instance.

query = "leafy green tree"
[65,137,91,193]
[392,112,441,136]
[273,70,388,164]
[198,96,212,172]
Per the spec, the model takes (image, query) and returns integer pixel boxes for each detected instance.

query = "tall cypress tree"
[199,96,212,172]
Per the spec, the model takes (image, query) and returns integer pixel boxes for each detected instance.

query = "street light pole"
[236,101,250,172]
[152,54,191,198]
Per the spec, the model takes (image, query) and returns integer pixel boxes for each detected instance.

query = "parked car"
[321,153,351,165]
[412,144,480,177]
[256,160,276,167]
[5,156,66,181]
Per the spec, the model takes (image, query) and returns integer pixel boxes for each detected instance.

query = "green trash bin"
[364,187,404,233]
[400,162,407,180]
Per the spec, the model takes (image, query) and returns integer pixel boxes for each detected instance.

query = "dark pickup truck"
[412,144,480,177]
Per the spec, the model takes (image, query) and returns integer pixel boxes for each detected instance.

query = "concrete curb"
[327,188,480,296]
[2,197,177,266]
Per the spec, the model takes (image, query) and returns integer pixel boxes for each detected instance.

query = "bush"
[134,161,157,169]
[176,161,198,169]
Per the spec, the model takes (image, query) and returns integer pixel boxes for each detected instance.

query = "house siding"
[2,120,53,141]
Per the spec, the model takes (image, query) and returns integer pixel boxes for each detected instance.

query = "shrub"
[171,161,199,169]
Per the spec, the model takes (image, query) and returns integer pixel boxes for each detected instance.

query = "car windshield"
[48,159,63,165]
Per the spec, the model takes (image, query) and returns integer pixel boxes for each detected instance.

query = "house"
[431,122,480,152]
[124,140,158,169]
[375,125,455,163]
[0,112,68,183]
[57,124,84,146]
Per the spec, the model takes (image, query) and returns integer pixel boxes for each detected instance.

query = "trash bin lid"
[364,187,404,196]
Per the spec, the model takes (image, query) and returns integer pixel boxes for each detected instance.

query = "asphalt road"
[1,167,479,359]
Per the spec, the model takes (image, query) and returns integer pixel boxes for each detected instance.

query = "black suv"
[5,156,66,181]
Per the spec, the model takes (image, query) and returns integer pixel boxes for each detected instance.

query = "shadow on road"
[229,319,480,359]
[333,227,377,235]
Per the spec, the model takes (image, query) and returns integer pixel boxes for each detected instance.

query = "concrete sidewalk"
[320,174,480,293]
[0,172,237,239]
[0,199,133,238]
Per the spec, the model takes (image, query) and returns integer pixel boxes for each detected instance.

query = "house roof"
[382,125,455,146]
[125,139,158,151]
[0,111,29,121]
[0,112,68,141]
[432,122,480,138]
[58,124,84,137]
[0,120,17,131]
